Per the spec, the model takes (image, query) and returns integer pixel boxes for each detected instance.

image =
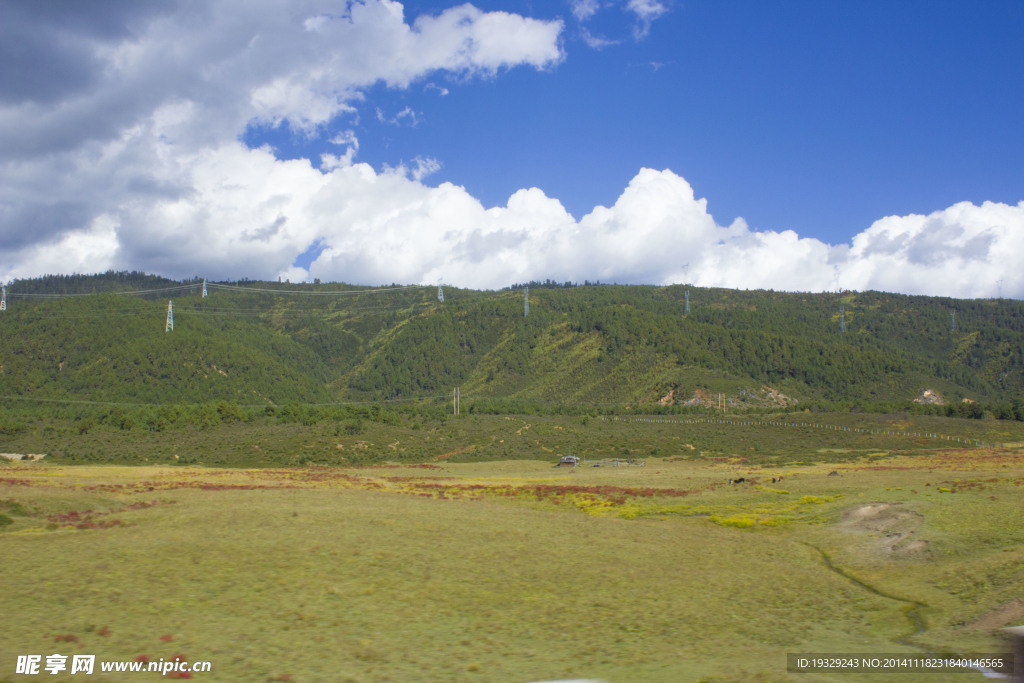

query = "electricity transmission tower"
[202,278,208,298]
[166,300,174,332]
[0,285,6,312]
[437,284,444,302]
[524,287,529,317]
[839,305,845,333]
[453,387,460,416]
[685,289,689,315]
[950,310,956,331]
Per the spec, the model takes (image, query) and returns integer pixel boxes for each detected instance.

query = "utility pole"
[453,387,460,416]
[166,300,173,332]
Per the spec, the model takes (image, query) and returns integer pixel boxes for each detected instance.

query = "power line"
[0,393,450,408]
[9,283,200,298]
[0,291,442,325]
[0,309,163,322]
[206,283,427,295]
[5,281,430,299]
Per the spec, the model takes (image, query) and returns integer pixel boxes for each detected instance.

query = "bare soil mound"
[963,599,1024,631]
[839,502,931,559]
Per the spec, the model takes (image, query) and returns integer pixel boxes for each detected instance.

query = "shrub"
[0,421,27,436]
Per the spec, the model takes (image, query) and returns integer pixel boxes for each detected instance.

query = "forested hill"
[1,272,1022,411]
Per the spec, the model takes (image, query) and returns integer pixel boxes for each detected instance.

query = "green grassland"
[2,442,1022,682]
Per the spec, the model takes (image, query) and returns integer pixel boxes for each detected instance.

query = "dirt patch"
[682,388,714,408]
[963,599,1024,631]
[839,502,930,559]
[897,539,930,557]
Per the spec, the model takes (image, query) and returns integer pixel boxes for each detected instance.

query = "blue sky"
[2,0,1023,296]
[245,0,1024,239]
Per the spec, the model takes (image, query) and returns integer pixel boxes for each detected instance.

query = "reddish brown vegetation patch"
[81,478,311,494]
[346,463,443,470]
[0,477,36,487]
[47,499,176,530]
[400,481,699,507]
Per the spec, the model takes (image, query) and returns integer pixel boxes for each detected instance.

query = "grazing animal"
[730,477,746,484]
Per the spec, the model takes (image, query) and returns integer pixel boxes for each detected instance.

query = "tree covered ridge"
[0,272,1022,412]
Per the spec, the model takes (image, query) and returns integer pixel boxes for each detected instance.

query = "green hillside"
[1,272,1022,414]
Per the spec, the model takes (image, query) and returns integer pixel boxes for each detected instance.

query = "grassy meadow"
[2,424,1023,682]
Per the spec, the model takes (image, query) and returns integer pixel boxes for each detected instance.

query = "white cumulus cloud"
[841,201,1024,298]
[0,0,564,281]
[626,0,668,38]
[570,0,667,45]
[0,1,1021,300]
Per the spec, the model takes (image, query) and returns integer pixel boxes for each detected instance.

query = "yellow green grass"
[2,449,1022,682]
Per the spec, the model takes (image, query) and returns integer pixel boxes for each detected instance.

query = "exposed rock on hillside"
[913,389,946,405]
